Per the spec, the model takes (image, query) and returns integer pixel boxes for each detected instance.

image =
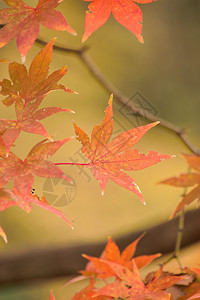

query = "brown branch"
[0,208,199,286]
[35,38,200,155]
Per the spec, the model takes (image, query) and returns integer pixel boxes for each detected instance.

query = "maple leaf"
[81,233,160,279]
[82,0,157,43]
[160,154,200,218]
[0,137,72,199]
[0,96,74,155]
[73,95,172,202]
[0,0,76,56]
[0,39,76,106]
[0,224,7,243]
[0,187,73,228]
[95,261,183,300]
[71,278,110,300]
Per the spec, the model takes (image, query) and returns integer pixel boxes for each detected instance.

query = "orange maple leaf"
[71,278,110,300]
[0,187,73,228]
[0,135,74,228]
[160,154,200,218]
[81,234,161,279]
[0,39,75,106]
[0,96,73,155]
[0,137,72,200]
[94,261,183,299]
[0,0,76,56]
[74,95,172,203]
[82,0,157,42]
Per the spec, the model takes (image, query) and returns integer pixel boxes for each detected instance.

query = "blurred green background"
[0,0,200,299]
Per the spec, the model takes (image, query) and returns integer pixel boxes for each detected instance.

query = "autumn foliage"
[68,236,200,300]
[0,0,76,57]
[160,154,200,218]
[0,0,199,300]
[82,0,158,43]
[74,95,172,202]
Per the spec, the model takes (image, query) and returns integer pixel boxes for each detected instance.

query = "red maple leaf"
[82,0,157,42]
[0,96,73,155]
[73,95,172,203]
[0,137,72,198]
[0,0,76,56]
[81,234,160,279]
[160,154,200,218]
[0,187,73,228]
[0,39,76,106]
[95,261,184,300]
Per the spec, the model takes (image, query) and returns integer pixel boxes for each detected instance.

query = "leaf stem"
[54,162,90,167]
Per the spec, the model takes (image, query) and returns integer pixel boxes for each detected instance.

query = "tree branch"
[0,208,199,286]
[35,38,200,155]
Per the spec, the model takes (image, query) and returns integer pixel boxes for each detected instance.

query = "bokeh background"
[0,0,200,299]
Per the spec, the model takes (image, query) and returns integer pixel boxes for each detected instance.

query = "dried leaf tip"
[49,290,55,300]
[109,93,113,103]
[138,35,144,44]
[0,227,7,243]
[1,235,8,243]
[71,31,77,36]
[21,55,26,64]
[153,121,160,126]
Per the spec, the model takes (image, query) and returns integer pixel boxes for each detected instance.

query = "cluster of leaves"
[63,236,200,300]
[0,38,77,234]
[0,0,167,246]
[0,41,172,239]
[0,0,76,57]
[0,0,157,57]
[160,154,200,218]
[0,0,200,300]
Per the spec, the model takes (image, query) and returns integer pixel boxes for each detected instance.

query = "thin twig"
[162,184,188,270]
[35,38,200,155]
[173,184,189,270]
[174,209,185,270]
